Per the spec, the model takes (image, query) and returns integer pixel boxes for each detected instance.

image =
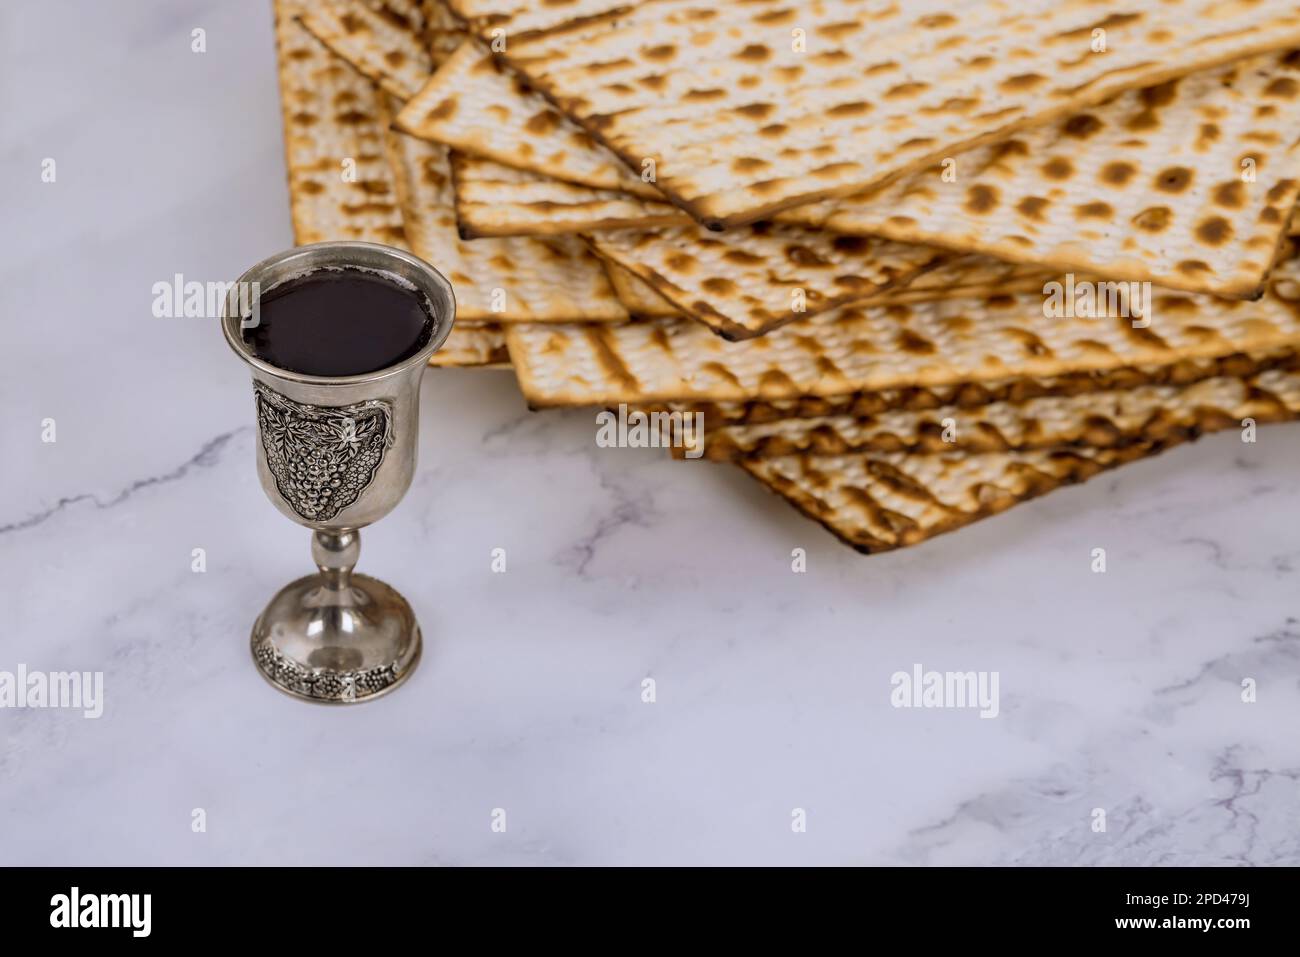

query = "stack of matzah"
[275,0,1300,552]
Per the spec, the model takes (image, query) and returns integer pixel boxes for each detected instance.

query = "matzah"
[416,25,1300,301]
[700,365,1300,459]
[596,250,1055,321]
[428,323,510,366]
[299,7,623,325]
[506,250,1300,405]
[741,379,1300,552]
[275,5,407,248]
[798,51,1300,299]
[300,5,616,325]
[450,152,1066,299]
[401,19,1300,266]
[385,123,631,321]
[276,1,505,366]
[493,0,1300,227]
[396,40,662,197]
[298,0,436,99]
[452,154,687,237]
[602,259,681,318]
[449,114,1299,302]
[653,349,1296,426]
[587,225,948,339]
[867,257,1055,306]
[446,0,633,37]
[419,0,472,64]
[740,442,1164,553]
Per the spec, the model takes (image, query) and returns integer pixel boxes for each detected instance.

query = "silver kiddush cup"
[221,242,455,703]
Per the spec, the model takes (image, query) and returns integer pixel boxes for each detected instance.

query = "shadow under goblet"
[222,242,455,703]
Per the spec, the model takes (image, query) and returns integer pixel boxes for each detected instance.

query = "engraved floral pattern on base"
[254,382,392,523]
[253,642,399,701]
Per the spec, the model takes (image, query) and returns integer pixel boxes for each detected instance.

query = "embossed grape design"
[254,383,392,522]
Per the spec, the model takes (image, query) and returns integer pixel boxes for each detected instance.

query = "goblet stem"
[249,525,419,703]
[312,528,360,592]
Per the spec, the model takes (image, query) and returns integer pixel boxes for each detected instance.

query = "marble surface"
[2,0,1299,866]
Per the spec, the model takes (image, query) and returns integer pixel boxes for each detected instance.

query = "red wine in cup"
[243,267,433,376]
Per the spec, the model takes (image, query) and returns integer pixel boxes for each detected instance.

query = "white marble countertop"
[2,0,1298,866]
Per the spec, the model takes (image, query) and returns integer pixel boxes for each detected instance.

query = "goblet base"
[250,572,421,704]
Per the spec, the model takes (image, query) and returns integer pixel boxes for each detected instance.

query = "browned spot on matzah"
[1017,196,1050,220]
[525,110,560,134]
[1042,157,1073,180]
[785,245,830,267]
[1132,206,1172,231]
[886,81,930,99]
[1001,73,1046,92]
[812,162,859,179]
[1214,181,1246,208]
[1062,114,1104,138]
[817,20,861,40]
[1196,216,1234,245]
[829,101,872,117]
[990,139,1030,162]
[1268,179,1298,201]
[1055,11,1143,40]
[1100,161,1137,186]
[755,8,796,24]
[966,184,999,213]
[1141,78,1181,108]
[1265,77,1299,98]
[1155,166,1193,192]
[428,97,456,121]
[831,235,872,254]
